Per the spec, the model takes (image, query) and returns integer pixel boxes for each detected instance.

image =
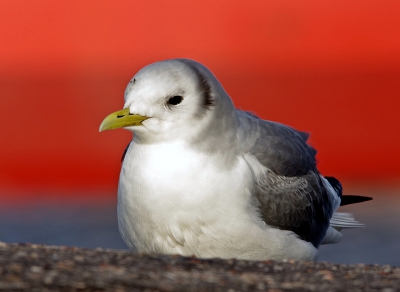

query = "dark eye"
[167,96,183,106]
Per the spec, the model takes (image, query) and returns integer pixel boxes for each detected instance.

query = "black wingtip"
[324,176,373,206]
[340,195,373,206]
[324,176,343,197]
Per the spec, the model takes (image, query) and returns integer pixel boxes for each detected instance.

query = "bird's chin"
[127,125,147,134]
[126,118,152,132]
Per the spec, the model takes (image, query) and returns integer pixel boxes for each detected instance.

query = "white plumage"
[100,59,370,261]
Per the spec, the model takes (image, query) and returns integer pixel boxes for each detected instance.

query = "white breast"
[117,140,317,261]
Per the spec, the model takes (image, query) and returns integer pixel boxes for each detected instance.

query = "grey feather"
[239,111,333,247]
[238,111,317,176]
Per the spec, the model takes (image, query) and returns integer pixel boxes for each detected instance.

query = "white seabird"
[99,59,371,261]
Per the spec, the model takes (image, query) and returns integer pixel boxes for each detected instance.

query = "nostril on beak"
[117,115,125,118]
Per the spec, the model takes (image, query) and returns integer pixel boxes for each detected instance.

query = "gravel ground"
[0,242,399,292]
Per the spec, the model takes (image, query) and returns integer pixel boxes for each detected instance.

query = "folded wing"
[239,111,334,247]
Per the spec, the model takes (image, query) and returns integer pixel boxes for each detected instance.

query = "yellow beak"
[99,108,148,132]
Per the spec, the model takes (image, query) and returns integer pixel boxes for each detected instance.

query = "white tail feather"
[321,227,342,244]
[321,212,364,245]
[330,212,365,230]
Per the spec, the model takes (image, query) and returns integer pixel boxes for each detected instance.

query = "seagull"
[99,59,371,261]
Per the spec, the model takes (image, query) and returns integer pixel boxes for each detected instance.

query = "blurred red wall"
[1,1,399,196]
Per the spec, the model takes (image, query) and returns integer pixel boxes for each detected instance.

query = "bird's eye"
[167,96,183,106]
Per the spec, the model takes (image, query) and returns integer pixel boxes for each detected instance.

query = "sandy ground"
[0,242,399,291]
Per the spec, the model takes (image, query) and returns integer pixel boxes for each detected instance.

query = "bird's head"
[99,59,237,145]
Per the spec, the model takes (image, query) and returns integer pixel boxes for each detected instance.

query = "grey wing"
[238,111,333,247]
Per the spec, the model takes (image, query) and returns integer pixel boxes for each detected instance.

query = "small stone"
[29,266,43,273]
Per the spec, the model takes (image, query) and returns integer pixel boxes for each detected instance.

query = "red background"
[1,1,399,199]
